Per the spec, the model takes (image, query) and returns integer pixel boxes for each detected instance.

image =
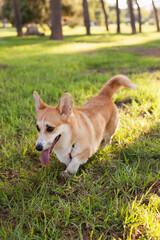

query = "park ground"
[0,25,160,239]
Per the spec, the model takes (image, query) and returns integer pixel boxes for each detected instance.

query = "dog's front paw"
[60,170,71,178]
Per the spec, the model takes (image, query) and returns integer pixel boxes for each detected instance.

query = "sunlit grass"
[0,23,158,37]
[125,191,160,239]
[0,28,160,239]
[1,25,160,57]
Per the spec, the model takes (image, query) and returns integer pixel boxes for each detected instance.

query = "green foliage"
[0,27,160,239]
[89,0,104,24]
[65,0,83,28]
[2,0,13,23]
[1,0,77,26]
[2,0,48,25]
[21,0,46,24]
[62,0,75,16]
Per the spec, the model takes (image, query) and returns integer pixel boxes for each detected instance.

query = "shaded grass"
[0,28,160,239]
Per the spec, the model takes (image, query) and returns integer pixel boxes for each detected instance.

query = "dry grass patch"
[123,47,160,58]
[0,65,8,71]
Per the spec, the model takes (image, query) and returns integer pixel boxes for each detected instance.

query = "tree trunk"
[12,0,23,37]
[82,0,90,35]
[50,0,63,40]
[100,0,109,31]
[135,0,142,33]
[127,0,136,34]
[116,0,120,33]
[152,0,160,32]
[3,19,7,28]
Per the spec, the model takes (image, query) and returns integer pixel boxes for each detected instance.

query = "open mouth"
[41,134,61,165]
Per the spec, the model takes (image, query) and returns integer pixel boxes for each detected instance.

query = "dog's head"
[33,91,74,164]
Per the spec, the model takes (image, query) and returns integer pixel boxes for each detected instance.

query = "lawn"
[0,26,160,239]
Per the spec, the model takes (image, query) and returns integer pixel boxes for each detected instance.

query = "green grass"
[1,26,160,239]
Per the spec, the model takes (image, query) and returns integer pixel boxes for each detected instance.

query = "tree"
[82,0,90,35]
[2,0,48,36]
[116,0,120,33]
[61,0,83,28]
[50,0,63,40]
[2,0,48,26]
[2,0,79,36]
[100,0,109,31]
[12,0,23,36]
[0,0,6,28]
[152,0,159,32]
[127,0,136,34]
[135,0,142,33]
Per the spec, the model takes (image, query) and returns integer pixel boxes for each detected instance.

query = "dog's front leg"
[59,155,71,166]
[61,148,90,177]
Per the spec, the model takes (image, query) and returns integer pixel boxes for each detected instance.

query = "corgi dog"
[33,75,137,176]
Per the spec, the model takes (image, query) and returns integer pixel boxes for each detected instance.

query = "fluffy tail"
[99,75,137,98]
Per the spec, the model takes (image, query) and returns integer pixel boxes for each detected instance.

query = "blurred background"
[1,1,160,239]
[0,0,160,38]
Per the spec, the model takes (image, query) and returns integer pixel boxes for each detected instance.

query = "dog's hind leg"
[103,109,119,146]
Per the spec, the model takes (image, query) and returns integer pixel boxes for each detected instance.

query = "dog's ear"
[33,91,46,111]
[57,93,73,118]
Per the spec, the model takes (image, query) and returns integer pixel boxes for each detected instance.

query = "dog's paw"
[60,170,71,178]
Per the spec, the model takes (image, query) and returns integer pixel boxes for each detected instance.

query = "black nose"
[36,144,43,151]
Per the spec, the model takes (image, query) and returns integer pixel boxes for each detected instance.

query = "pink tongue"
[41,149,50,165]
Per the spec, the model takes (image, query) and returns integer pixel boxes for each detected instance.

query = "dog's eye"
[46,126,55,133]
[36,125,40,132]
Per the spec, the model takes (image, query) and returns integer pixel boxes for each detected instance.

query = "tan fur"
[33,75,137,176]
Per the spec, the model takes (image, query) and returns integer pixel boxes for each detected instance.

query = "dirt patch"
[0,170,20,183]
[83,50,100,55]
[84,68,109,74]
[81,223,91,240]
[138,48,160,58]
[115,99,132,109]
[131,225,147,240]
[123,47,160,58]
[0,65,8,71]
[148,67,160,73]
[146,182,160,197]
[0,206,17,230]
[138,106,154,118]
[0,207,10,221]
[112,231,125,239]
[115,97,139,109]
[134,182,160,207]
[147,69,160,80]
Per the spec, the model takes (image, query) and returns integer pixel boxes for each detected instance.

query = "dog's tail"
[99,75,137,98]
